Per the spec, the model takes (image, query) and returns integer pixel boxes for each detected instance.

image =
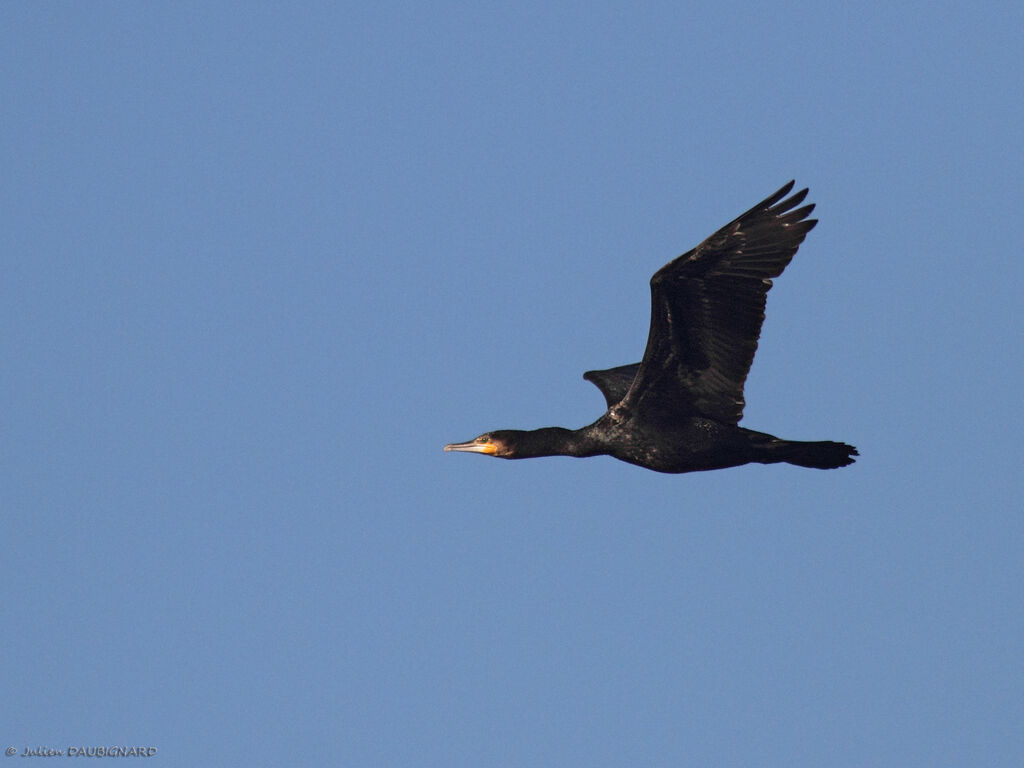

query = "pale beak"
[444,440,497,455]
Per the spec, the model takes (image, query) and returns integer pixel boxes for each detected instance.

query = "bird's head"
[443,431,518,458]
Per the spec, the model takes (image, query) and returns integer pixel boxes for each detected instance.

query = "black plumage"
[445,182,857,474]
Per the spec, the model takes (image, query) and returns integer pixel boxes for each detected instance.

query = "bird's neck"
[509,427,601,459]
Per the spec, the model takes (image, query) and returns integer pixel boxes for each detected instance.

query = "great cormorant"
[445,182,857,474]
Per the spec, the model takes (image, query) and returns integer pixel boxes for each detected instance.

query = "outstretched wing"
[583,363,641,408]
[617,181,817,425]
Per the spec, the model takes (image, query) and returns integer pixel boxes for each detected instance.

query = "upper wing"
[583,363,641,408]
[617,181,817,425]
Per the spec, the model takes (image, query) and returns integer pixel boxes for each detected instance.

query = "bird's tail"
[775,439,858,469]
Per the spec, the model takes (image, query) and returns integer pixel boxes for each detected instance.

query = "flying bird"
[445,182,857,473]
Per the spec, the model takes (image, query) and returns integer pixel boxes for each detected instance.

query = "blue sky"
[2,2,1021,766]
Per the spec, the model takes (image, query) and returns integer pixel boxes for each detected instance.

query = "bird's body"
[445,182,857,474]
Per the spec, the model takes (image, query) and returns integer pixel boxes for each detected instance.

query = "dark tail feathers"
[779,440,858,470]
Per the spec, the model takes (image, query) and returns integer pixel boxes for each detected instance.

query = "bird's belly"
[603,418,749,474]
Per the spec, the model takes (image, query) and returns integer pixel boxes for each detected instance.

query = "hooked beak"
[444,440,497,455]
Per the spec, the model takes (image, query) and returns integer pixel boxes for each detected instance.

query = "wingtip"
[761,180,797,210]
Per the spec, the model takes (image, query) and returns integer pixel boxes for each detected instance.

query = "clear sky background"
[2,2,1021,766]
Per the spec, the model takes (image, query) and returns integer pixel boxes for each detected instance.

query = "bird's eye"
[477,436,490,443]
